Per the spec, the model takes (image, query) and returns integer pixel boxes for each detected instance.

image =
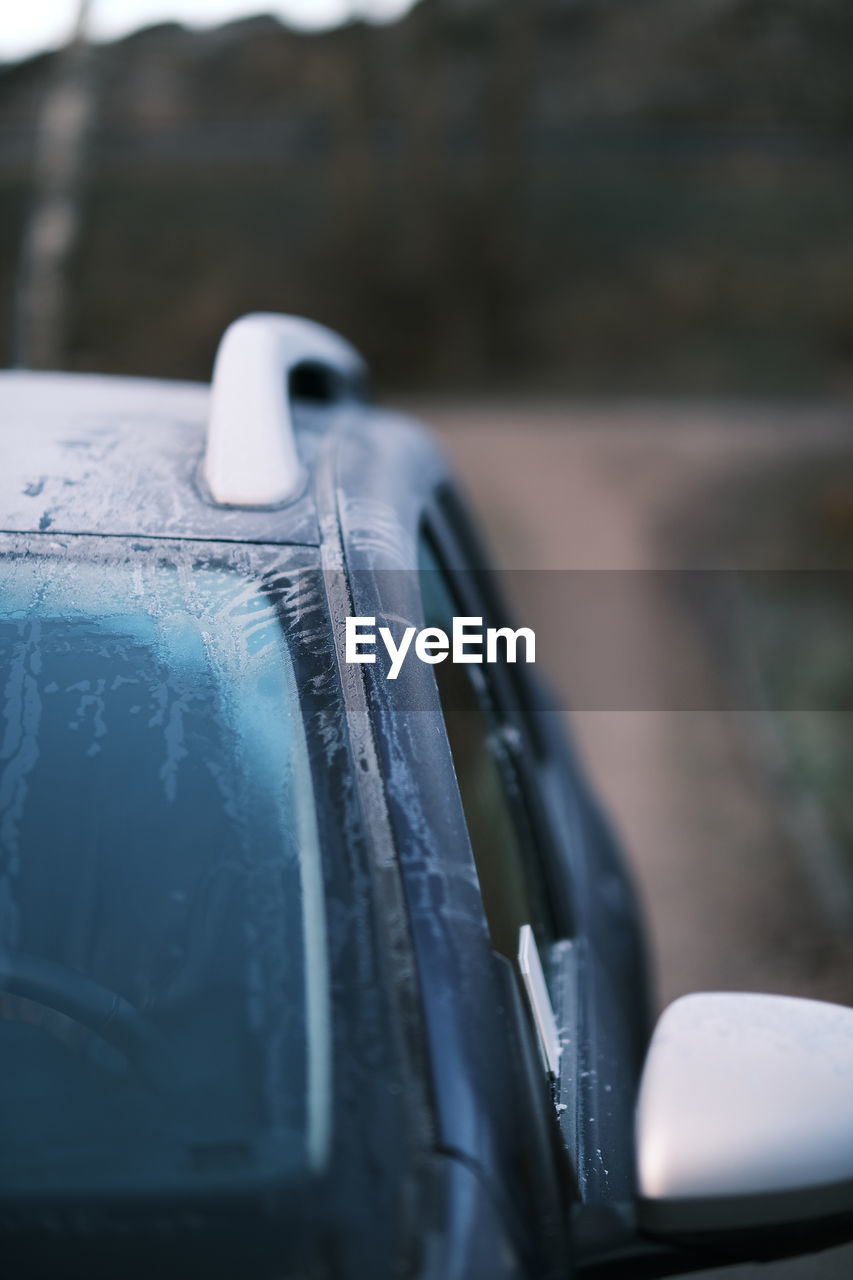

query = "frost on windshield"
[0,537,329,1186]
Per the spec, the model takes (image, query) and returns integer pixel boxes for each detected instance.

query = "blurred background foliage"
[1,0,852,392]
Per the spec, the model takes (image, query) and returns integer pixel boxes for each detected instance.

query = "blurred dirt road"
[424,398,853,1280]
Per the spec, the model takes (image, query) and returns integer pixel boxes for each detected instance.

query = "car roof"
[0,312,455,558]
[0,370,325,545]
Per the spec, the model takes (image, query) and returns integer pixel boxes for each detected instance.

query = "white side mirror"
[636,992,853,1236]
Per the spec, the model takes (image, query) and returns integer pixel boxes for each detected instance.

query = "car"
[1,312,852,1279]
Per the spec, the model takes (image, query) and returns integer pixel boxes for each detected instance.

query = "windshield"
[0,537,329,1195]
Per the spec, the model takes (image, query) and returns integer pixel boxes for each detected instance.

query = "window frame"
[417,503,577,949]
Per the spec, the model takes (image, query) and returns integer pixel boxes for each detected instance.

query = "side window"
[418,533,553,966]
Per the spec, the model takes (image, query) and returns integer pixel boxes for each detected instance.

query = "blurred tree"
[2,0,850,391]
[15,0,96,369]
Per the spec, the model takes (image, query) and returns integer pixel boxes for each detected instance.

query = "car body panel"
[329,416,651,1236]
[0,363,653,1278]
[0,372,319,544]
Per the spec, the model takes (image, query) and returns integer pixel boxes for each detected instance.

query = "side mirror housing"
[636,992,853,1238]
